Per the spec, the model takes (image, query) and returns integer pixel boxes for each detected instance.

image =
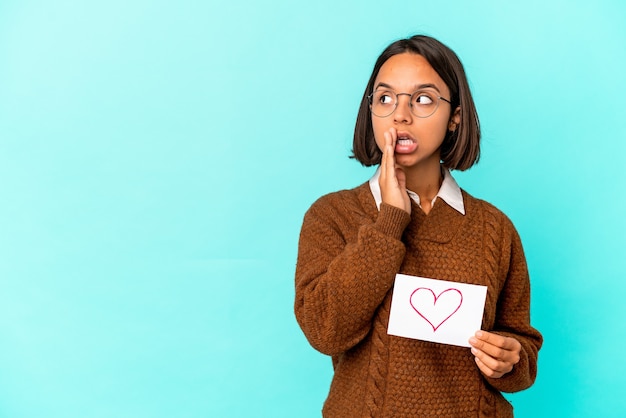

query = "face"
[371,53,460,171]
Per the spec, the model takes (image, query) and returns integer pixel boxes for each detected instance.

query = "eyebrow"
[374,82,442,93]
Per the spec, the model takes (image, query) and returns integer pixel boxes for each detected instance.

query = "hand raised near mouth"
[379,127,411,215]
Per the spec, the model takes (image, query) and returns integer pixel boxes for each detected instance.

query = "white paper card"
[387,274,488,347]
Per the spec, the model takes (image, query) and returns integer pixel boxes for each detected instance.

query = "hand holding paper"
[469,330,522,378]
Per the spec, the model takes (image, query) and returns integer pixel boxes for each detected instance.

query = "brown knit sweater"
[294,181,542,417]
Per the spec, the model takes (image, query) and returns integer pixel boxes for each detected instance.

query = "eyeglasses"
[368,89,452,118]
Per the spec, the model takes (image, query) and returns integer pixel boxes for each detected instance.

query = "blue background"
[1,1,625,417]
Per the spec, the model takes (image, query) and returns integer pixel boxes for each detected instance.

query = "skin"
[373,53,459,215]
[373,52,521,378]
[469,331,522,379]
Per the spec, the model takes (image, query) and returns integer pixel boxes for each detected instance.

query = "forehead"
[374,53,449,94]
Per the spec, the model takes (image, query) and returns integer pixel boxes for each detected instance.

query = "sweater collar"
[368,166,465,215]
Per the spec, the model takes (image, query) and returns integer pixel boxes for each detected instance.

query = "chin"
[394,154,420,167]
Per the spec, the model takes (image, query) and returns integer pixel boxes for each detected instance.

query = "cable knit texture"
[294,182,542,417]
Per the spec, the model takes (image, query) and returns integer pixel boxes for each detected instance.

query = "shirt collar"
[368,166,465,215]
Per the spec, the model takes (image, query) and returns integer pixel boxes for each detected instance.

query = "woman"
[294,35,542,417]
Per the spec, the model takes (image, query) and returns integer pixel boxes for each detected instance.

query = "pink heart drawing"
[409,287,463,332]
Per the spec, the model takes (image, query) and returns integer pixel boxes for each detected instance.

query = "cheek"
[427,115,452,143]
[435,122,450,141]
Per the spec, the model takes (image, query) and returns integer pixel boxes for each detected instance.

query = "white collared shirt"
[368,166,465,215]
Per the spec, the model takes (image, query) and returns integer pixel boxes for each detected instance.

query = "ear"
[448,106,461,131]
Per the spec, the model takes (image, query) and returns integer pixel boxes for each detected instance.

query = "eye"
[413,92,435,105]
[380,94,394,104]
[373,91,395,105]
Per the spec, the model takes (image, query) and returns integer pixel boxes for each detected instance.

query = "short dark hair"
[351,35,480,171]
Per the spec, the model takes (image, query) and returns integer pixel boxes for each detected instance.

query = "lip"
[396,131,416,143]
[394,130,418,154]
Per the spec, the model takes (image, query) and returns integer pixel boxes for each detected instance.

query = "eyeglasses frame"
[367,90,452,118]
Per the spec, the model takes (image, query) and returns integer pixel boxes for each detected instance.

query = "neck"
[403,160,443,203]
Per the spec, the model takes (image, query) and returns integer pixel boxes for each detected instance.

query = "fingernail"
[469,337,477,345]
[475,330,484,338]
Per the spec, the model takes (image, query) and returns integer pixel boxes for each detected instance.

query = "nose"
[393,93,412,123]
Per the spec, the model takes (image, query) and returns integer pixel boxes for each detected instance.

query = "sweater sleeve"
[486,221,543,393]
[294,199,410,356]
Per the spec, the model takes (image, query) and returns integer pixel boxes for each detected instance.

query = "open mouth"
[395,131,417,154]
[396,131,415,144]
